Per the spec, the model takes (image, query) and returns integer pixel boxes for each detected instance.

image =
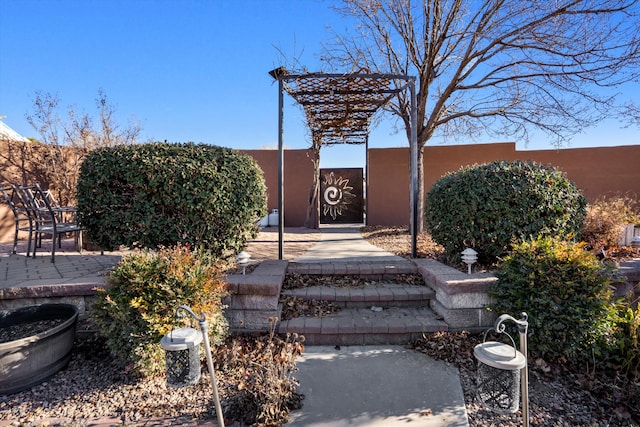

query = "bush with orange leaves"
[92,244,229,377]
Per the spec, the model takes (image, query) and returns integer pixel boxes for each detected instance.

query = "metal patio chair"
[16,184,84,262]
[0,184,34,255]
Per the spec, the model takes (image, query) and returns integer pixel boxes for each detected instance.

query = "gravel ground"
[2,332,636,427]
[0,337,219,425]
[0,333,302,427]
[412,331,639,427]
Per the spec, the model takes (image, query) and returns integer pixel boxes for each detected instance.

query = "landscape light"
[236,251,251,275]
[161,305,225,427]
[461,248,478,274]
[474,312,529,427]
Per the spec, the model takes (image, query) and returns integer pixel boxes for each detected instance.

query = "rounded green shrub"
[424,160,587,265]
[77,142,267,258]
[490,236,619,364]
[92,244,229,377]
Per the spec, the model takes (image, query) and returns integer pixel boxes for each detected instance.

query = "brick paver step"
[281,283,435,309]
[287,260,418,277]
[278,306,448,346]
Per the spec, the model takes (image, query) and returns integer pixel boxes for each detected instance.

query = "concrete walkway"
[286,346,468,427]
[295,225,404,263]
[283,225,469,427]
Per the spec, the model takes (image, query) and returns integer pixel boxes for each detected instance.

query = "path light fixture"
[474,312,529,427]
[236,251,251,275]
[161,305,225,427]
[461,248,478,274]
[161,326,203,387]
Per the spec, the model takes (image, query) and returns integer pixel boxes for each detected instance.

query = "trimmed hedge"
[424,160,587,265]
[77,142,267,257]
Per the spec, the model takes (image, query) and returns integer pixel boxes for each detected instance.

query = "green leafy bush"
[490,236,619,364]
[424,160,587,265]
[581,195,640,248]
[611,297,640,381]
[92,244,229,377]
[77,142,267,258]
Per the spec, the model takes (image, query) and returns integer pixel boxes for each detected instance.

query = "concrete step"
[278,283,447,345]
[281,283,435,308]
[278,305,448,345]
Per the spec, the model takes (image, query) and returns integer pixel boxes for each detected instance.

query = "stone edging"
[413,259,497,331]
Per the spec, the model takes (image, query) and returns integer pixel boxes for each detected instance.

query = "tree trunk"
[417,145,425,233]
[304,147,321,229]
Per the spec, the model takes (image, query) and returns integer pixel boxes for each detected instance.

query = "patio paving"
[0,227,321,290]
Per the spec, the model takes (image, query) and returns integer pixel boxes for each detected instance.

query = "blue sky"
[1,0,638,169]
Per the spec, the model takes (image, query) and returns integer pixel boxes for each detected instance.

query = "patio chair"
[16,184,84,262]
[0,185,34,255]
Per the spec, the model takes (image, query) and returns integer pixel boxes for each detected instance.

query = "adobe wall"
[0,139,44,242]
[367,147,412,226]
[240,149,315,227]
[2,138,638,242]
[369,142,640,226]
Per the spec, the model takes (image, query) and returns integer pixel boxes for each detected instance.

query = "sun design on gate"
[322,172,356,220]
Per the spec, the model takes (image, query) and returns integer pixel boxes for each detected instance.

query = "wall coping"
[413,259,497,294]
[224,260,288,296]
[0,283,104,300]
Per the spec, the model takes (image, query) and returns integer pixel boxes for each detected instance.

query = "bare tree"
[322,0,640,230]
[26,89,141,204]
[304,136,322,228]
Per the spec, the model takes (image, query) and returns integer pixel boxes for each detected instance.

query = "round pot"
[0,303,79,395]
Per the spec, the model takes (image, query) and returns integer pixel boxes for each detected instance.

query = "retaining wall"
[414,259,497,331]
[224,260,287,332]
[1,257,638,335]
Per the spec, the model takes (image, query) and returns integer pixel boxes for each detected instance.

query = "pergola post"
[277,78,284,260]
[365,134,369,226]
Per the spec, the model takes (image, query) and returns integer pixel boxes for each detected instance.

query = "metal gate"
[319,168,364,224]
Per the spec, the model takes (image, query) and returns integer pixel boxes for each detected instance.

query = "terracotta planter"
[0,303,78,395]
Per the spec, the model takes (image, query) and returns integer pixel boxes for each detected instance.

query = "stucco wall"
[0,142,316,243]
[367,147,411,226]
[2,139,638,243]
[0,139,45,242]
[369,142,640,226]
[240,149,315,227]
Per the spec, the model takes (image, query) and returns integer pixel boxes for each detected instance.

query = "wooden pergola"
[268,69,419,259]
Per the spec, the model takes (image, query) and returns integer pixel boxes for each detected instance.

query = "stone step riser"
[278,306,448,346]
[300,332,431,346]
[323,300,433,309]
[281,285,436,311]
